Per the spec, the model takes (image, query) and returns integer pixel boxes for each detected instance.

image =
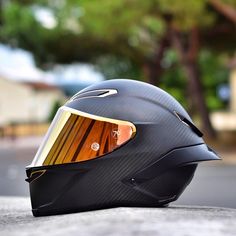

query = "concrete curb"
[0,197,236,236]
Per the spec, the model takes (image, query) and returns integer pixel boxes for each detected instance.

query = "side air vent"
[173,111,203,137]
[70,89,118,101]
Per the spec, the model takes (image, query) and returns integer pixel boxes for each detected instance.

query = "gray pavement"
[0,147,35,196]
[176,164,236,208]
[0,196,236,236]
[0,136,43,150]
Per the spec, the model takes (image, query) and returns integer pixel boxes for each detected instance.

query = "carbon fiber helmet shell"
[26,79,220,216]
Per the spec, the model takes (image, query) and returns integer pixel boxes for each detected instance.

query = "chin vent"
[25,170,46,183]
[70,89,118,101]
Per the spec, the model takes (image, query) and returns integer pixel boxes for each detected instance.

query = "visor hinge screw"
[91,142,100,151]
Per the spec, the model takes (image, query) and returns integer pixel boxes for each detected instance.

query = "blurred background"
[0,0,236,208]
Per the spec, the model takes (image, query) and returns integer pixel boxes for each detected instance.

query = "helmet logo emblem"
[91,142,100,151]
[112,129,121,139]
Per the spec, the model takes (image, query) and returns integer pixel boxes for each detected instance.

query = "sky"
[0,44,104,85]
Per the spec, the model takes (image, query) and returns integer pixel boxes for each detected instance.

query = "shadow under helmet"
[26,79,220,216]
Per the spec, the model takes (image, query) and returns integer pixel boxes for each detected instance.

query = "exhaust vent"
[173,111,203,137]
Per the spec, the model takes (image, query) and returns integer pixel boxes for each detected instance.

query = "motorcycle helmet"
[26,79,220,216]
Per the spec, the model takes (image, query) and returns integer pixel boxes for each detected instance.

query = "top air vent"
[70,89,118,101]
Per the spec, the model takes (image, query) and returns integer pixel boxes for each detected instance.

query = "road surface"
[0,197,236,236]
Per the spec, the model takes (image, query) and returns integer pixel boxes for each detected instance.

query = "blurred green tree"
[48,100,62,122]
[1,0,236,138]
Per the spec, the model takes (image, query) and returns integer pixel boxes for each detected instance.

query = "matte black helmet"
[26,79,220,216]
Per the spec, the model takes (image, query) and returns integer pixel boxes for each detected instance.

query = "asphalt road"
[0,146,236,209]
[1,197,236,236]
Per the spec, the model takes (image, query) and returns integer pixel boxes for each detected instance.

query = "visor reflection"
[30,107,136,167]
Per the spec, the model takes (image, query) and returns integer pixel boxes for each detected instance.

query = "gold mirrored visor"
[29,106,136,167]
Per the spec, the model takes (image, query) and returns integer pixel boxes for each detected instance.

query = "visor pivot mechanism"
[91,142,100,151]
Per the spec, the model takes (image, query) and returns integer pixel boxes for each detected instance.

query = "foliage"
[0,0,235,113]
[48,100,62,122]
[94,55,143,80]
[199,50,229,110]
